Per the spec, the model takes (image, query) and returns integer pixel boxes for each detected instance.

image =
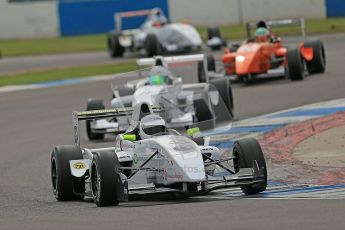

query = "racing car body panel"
[91,54,233,137]
[133,23,203,53]
[119,135,206,185]
[221,18,325,81]
[223,41,285,76]
[300,44,313,61]
[108,8,222,57]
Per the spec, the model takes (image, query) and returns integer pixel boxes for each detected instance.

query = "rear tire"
[107,33,125,58]
[51,145,85,201]
[194,98,213,122]
[86,99,105,140]
[286,46,305,81]
[91,151,122,207]
[304,39,326,74]
[198,54,216,83]
[193,91,215,129]
[233,138,267,195]
[145,34,160,57]
[210,78,234,118]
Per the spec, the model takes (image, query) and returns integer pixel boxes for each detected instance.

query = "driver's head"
[255,27,270,42]
[257,20,268,29]
[149,66,172,85]
[139,114,166,139]
[151,8,167,26]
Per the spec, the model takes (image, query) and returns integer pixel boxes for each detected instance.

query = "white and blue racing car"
[51,99,267,207]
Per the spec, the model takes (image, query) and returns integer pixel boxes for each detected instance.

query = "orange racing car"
[221,19,326,83]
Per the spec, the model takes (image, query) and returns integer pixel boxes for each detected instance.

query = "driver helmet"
[139,114,166,139]
[149,66,172,85]
[151,8,167,26]
[257,20,268,29]
[255,27,270,43]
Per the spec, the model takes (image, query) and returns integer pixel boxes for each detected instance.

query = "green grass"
[0,62,137,87]
[1,18,345,58]
[0,34,106,57]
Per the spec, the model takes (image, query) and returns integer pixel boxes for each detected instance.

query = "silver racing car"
[86,54,234,140]
[107,8,225,57]
[51,99,267,207]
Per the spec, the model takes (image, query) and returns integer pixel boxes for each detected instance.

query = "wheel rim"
[91,163,100,201]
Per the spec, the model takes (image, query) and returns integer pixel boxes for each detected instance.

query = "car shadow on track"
[82,193,243,208]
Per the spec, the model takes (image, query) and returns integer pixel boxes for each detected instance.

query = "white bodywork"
[67,103,264,202]
[112,8,206,54]
[72,126,222,187]
[91,54,214,134]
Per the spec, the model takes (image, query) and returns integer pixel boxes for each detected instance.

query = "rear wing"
[115,8,163,32]
[72,106,162,146]
[136,54,211,82]
[137,54,205,66]
[246,18,306,40]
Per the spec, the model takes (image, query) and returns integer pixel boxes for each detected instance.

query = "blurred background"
[0,0,344,39]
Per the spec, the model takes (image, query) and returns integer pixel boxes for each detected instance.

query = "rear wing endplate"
[246,18,306,40]
[72,106,162,146]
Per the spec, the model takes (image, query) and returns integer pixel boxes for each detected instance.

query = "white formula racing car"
[107,8,225,57]
[51,101,267,207]
[86,54,234,141]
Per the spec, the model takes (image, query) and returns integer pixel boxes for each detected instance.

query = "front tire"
[286,46,305,81]
[233,138,267,195]
[86,99,105,140]
[107,33,125,58]
[145,34,160,57]
[91,151,123,207]
[51,145,85,201]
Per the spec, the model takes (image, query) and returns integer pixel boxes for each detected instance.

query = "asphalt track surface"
[1,34,345,229]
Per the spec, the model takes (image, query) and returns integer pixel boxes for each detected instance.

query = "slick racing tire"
[210,78,234,118]
[194,98,213,122]
[51,145,85,201]
[286,46,305,81]
[233,138,267,195]
[91,151,123,207]
[86,99,105,140]
[145,34,160,57]
[198,54,216,83]
[193,90,215,129]
[107,33,125,58]
[304,39,326,74]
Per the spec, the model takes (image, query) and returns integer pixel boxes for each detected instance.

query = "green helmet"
[255,27,269,37]
[149,66,171,85]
